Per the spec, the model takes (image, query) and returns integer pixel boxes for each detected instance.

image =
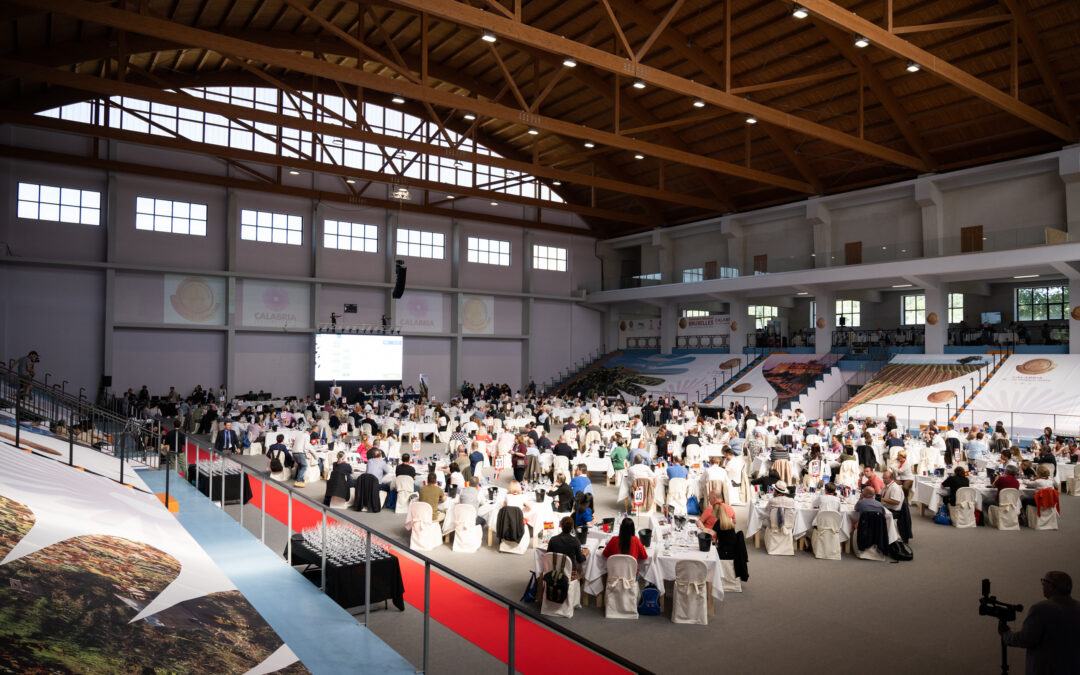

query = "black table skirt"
[288,535,406,611]
[186,464,253,505]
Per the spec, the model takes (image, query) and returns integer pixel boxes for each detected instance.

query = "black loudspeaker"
[102,375,112,387]
[391,260,407,299]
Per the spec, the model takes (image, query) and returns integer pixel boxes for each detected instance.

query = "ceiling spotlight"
[854,35,870,48]
[632,79,646,89]
[796,291,809,296]
[562,56,577,68]
[481,31,497,43]
[634,153,645,160]
[288,169,300,175]
[1013,274,1040,279]
[391,93,406,104]
[792,4,809,19]
[906,61,921,73]
[446,195,455,199]
[745,115,758,124]
[552,179,562,186]
[463,112,476,120]
[345,178,355,184]
[692,98,706,108]
[583,141,595,148]
[490,201,498,206]
[528,127,539,135]
[892,284,913,288]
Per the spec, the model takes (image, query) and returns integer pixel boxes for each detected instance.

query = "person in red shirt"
[602,518,649,562]
[859,466,884,497]
[993,464,1022,499]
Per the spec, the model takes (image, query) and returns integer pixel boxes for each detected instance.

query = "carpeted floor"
[215,439,1080,675]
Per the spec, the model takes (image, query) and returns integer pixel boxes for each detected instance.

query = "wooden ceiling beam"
[18,0,810,193]
[998,0,1077,138]
[0,57,724,212]
[796,0,1074,142]
[891,15,1012,35]
[0,142,594,235]
[384,0,926,171]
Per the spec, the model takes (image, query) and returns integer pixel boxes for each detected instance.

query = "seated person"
[722,447,744,485]
[769,480,795,506]
[666,456,689,480]
[546,516,587,575]
[459,477,487,527]
[418,472,446,522]
[770,445,790,462]
[813,482,841,511]
[859,466,884,497]
[1021,464,1057,507]
[940,465,970,505]
[601,518,648,562]
[993,465,1022,498]
[704,456,726,482]
[698,496,735,531]
[751,469,781,491]
[396,453,417,479]
[854,486,885,514]
[330,450,355,487]
[551,474,574,512]
[569,464,592,496]
[573,492,594,527]
[880,470,904,513]
[889,450,915,499]
[626,455,653,484]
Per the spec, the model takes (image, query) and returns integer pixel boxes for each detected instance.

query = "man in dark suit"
[215,419,240,453]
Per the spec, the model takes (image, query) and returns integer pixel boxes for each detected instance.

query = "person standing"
[214,420,240,454]
[1000,571,1080,674]
[15,350,38,401]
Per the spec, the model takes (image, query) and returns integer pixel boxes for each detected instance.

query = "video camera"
[979,579,1023,624]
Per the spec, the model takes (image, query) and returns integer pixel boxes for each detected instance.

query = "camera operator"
[999,571,1080,674]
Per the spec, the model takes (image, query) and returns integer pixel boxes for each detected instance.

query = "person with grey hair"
[993,464,1022,500]
[1000,571,1080,674]
[880,470,904,513]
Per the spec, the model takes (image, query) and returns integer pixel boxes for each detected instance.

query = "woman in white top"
[890,450,915,500]
[1024,464,1056,491]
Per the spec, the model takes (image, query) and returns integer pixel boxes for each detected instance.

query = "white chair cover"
[765,506,795,556]
[719,559,742,593]
[451,503,483,552]
[385,439,401,461]
[811,510,843,560]
[949,487,977,528]
[684,443,702,467]
[736,464,752,505]
[837,460,860,490]
[540,553,581,618]
[920,445,940,474]
[1025,502,1060,531]
[604,554,639,619]
[407,501,443,552]
[1068,464,1080,497]
[667,477,689,517]
[499,525,530,555]
[672,559,708,625]
[553,456,572,484]
[394,475,417,514]
[986,488,1021,531]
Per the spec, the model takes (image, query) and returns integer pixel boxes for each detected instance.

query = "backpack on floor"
[888,541,914,562]
[638,584,662,615]
[521,571,539,603]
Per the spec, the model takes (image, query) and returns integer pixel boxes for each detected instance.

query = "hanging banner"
[240,279,310,329]
[395,291,444,333]
[460,294,495,335]
[163,275,226,325]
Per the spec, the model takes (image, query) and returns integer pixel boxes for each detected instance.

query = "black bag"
[521,571,539,603]
[542,553,569,604]
[269,451,283,473]
[888,540,914,561]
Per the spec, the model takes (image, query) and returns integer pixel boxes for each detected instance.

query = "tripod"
[997,619,1012,675]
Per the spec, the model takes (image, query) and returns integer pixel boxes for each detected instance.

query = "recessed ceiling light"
[1013,274,1040,279]
[810,253,816,257]
[632,79,646,89]
[906,61,921,73]
[854,35,870,48]
[745,115,758,124]
[692,98,706,108]
[796,291,809,295]
[446,195,455,199]
[481,31,497,43]
[528,128,539,135]
[289,170,300,175]
[634,153,645,160]
[552,179,562,186]
[881,246,887,250]
[583,141,595,148]
[892,284,912,288]
[345,178,355,184]
[391,94,405,104]
[463,112,476,120]
[562,56,577,68]
[490,201,498,206]
[792,4,809,19]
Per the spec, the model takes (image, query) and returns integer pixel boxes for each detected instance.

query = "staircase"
[783,366,847,417]
[950,353,1011,422]
[549,350,620,393]
[701,354,765,404]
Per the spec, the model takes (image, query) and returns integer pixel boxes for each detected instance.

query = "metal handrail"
[179,435,653,675]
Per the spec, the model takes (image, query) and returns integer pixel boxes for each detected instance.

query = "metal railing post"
[119,433,125,485]
[14,393,20,449]
[287,491,293,563]
[365,528,372,626]
[260,478,267,544]
[423,561,431,675]
[220,452,226,510]
[238,465,244,529]
[68,424,74,466]
[507,606,516,675]
[320,508,327,591]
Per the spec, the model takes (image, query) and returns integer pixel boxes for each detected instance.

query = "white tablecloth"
[911,476,1035,513]
[745,496,899,544]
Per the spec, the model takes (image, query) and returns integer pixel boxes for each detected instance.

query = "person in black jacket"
[551,474,574,512]
[547,516,586,574]
[710,504,749,582]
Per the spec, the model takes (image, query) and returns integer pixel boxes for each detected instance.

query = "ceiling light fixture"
[892,284,913,288]
[692,98,706,108]
[796,291,809,296]
[1013,274,1040,279]
[854,35,870,48]
[562,56,577,68]
[463,112,476,120]
[345,178,356,184]
[583,141,595,148]
[906,61,921,73]
[745,115,758,124]
[288,170,300,175]
[632,79,646,89]
[792,4,809,19]
[490,201,499,206]
[391,93,406,104]
[634,153,645,160]
[481,31,497,43]
[528,127,539,135]
[552,179,562,186]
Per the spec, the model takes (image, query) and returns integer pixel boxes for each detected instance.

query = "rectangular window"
[836,300,861,327]
[240,209,302,245]
[682,268,704,283]
[467,236,510,266]
[533,244,567,271]
[17,182,100,226]
[948,293,964,324]
[749,305,778,330]
[396,228,445,259]
[135,196,207,236]
[682,310,709,318]
[902,295,925,325]
[718,266,739,279]
[1016,285,1069,321]
[324,219,378,253]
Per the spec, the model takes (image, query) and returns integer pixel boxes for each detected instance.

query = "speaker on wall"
[102,375,112,387]
[392,260,407,299]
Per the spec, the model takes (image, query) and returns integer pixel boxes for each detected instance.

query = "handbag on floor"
[932,504,951,525]
[521,571,539,603]
[638,584,662,616]
[888,540,914,561]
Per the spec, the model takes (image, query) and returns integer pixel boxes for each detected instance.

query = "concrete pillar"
[605,306,620,354]
[1060,149,1080,242]
[924,283,948,353]
[814,290,835,354]
[727,297,749,354]
[1070,277,1080,355]
[807,200,832,269]
[915,177,945,256]
[652,229,675,284]
[720,216,745,276]
[660,302,677,354]
[596,242,621,291]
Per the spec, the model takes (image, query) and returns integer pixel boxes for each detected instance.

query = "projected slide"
[315,334,403,381]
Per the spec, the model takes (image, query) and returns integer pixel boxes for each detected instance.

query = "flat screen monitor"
[981,311,1002,325]
[314,334,403,381]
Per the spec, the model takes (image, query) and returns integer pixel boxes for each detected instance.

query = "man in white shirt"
[627,455,654,485]
[880,470,904,512]
[723,447,744,486]
[813,482,842,511]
